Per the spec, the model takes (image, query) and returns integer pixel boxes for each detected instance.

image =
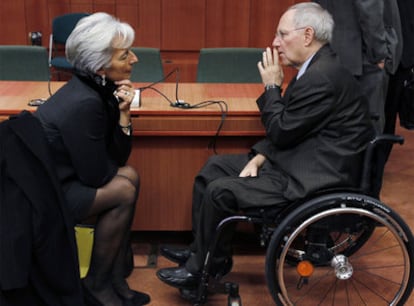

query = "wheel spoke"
[266,199,414,306]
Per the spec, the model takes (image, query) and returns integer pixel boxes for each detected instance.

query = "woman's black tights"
[82,165,139,306]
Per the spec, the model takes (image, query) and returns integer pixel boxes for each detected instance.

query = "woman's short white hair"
[66,12,135,74]
[288,2,334,44]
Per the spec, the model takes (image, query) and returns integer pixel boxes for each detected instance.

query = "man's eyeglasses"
[276,27,307,40]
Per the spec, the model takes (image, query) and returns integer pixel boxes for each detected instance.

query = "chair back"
[49,12,89,70]
[130,47,164,82]
[196,48,263,83]
[0,45,50,81]
[52,13,89,44]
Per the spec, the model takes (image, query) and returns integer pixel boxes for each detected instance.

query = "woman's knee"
[117,165,140,190]
[103,167,139,208]
[116,175,139,207]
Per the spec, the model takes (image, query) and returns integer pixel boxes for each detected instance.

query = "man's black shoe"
[156,266,200,289]
[159,245,192,265]
[179,288,198,303]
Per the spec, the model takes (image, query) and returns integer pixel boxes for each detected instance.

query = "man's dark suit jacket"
[253,45,375,201]
[397,0,414,68]
[314,0,402,75]
[0,111,83,306]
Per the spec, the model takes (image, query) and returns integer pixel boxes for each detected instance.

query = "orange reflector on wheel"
[297,260,314,277]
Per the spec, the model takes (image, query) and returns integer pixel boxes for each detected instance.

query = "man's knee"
[204,179,238,213]
[204,154,226,168]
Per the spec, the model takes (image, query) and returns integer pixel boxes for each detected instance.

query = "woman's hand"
[115,79,134,130]
[114,79,135,112]
[239,154,266,177]
[257,47,284,87]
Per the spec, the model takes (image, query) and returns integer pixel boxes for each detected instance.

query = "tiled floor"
[127,123,414,306]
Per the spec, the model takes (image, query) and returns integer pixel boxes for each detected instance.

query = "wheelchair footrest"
[193,280,242,305]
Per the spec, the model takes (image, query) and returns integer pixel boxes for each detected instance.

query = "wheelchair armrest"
[370,134,404,146]
[360,134,404,194]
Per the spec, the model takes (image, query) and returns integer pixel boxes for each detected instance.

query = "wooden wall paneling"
[248,0,293,47]
[24,0,49,47]
[47,0,71,17]
[0,0,300,84]
[160,0,206,82]
[116,0,140,44]
[92,0,116,16]
[161,52,199,83]
[249,0,297,81]
[204,0,251,47]
[129,136,209,230]
[161,0,205,50]
[116,0,136,4]
[162,51,199,83]
[0,0,28,44]
[134,0,161,48]
[70,0,94,15]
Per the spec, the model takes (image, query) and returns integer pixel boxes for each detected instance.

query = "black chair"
[48,13,89,76]
[130,47,164,82]
[193,134,414,306]
[0,45,50,81]
[196,48,263,83]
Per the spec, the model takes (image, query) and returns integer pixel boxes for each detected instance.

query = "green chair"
[0,45,50,81]
[130,47,164,82]
[48,12,89,71]
[196,48,263,83]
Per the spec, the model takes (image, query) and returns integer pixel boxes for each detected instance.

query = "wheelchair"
[193,134,414,306]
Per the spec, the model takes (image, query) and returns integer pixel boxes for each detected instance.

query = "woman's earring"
[101,75,106,86]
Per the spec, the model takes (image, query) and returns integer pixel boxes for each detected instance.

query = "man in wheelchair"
[157,2,375,299]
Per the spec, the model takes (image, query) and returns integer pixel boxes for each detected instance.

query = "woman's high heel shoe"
[121,290,150,306]
[83,282,142,306]
[112,280,150,306]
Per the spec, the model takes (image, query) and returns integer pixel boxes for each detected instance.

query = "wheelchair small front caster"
[226,283,242,306]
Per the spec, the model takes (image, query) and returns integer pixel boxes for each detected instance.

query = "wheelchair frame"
[192,135,414,306]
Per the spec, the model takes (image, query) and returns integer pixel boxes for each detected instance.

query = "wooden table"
[0,81,265,230]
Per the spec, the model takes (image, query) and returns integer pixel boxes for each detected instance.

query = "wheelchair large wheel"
[265,193,414,306]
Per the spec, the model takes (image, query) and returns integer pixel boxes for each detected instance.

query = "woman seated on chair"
[35,12,149,306]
